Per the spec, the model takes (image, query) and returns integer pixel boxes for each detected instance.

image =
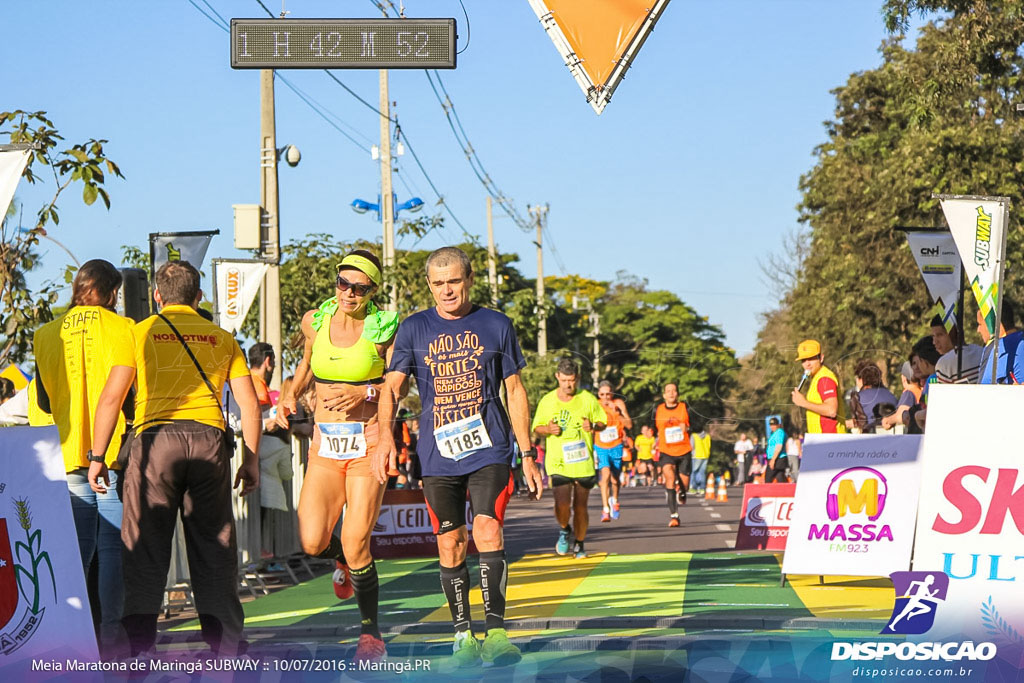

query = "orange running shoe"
[601,512,611,523]
[668,517,680,528]
[333,561,354,600]
[354,633,387,663]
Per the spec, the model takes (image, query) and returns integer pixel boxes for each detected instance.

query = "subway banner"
[212,259,268,335]
[0,426,98,677]
[939,195,1009,338]
[734,483,795,550]
[370,489,475,559]
[781,434,923,577]
[911,384,1024,670]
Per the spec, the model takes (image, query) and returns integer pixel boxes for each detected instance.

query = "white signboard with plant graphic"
[0,426,98,676]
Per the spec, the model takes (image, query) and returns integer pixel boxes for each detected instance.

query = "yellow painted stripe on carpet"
[778,556,892,619]
[419,552,606,623]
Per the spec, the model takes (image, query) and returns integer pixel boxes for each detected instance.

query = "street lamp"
[350,193,423,222]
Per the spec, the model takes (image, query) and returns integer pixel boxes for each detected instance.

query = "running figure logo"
[881,571,949,635]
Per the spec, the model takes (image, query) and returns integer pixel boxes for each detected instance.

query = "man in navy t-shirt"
[376,247,543,670]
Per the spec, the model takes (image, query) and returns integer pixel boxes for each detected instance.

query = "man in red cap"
[790,339,847,434]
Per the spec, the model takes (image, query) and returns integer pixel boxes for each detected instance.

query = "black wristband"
[521,448,538,460]
[86,450,106,464]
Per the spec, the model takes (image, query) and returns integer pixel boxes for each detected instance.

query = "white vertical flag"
[214,259,268,334]
[939,196,1010,337]
[0,150,30,218]
[906,231,961,329]
[149,230,219,273]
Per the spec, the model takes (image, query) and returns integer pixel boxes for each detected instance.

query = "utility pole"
[530,204,548,356]
[590,309,600,387]
[259,68,282,389]
[379,69,396,310]
[486,196,498,306]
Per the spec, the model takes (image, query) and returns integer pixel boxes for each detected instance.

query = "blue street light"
[350,194,424,222]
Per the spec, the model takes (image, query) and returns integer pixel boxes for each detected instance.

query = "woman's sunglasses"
[336,275,374,297]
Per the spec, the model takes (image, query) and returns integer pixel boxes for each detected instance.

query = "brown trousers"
[121,421,242,654]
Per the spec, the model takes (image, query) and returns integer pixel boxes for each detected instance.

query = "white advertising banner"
[214,260,267,334]
[0,150,30,218]
[912,384,1024,646]
[939,196,1009,337]
[0,426,99,677]
[149,230,218,274]
[906,230,961,328]
[781,433,924,577]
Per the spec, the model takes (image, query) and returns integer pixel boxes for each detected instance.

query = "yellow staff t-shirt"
[33,306,136,470]
[133,305,249,431]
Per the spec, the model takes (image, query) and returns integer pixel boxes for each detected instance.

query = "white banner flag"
[0,150,30,219]
[907,231,961,329]
[940,197,1009,336]
[150,230,218,274]
[214,260,267,334]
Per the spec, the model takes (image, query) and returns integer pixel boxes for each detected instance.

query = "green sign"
[230,18,456,69]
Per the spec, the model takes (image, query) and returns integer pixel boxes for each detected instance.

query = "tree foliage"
[743,1,1024,429]
[0,110,123,366]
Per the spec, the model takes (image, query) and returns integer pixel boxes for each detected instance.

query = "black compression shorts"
[659,454,692,477]
[549,474,598,490]
[422,463,513,535]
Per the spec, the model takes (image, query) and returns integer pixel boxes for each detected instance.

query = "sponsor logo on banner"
[0,500,53,655]
[735,483,795,550]
[224,267,241,319]
[974,206,992,268]
[807,466,894,543]
[882,571,949,635]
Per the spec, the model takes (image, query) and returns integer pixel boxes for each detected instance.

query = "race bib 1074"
[318,422,367,460]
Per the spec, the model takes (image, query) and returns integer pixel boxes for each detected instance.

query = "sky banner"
[906,230,961,330]
[213,259,267,334]
[149,230,219,275]
[781,434,923,578]
[939,196,1010,337]
[0,150,30,219]
[527,0,670,114]
[911,384,1023,675]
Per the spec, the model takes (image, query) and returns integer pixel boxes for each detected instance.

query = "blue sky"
[5,1,907,357]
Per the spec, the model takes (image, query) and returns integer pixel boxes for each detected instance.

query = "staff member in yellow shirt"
[33,259,135,657]
[89,260,261,658]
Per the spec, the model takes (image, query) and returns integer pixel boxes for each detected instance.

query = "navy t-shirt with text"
[388,305,526,476]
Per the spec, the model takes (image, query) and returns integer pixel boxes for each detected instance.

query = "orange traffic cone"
[704,473,715,500]
[716,477,728,502]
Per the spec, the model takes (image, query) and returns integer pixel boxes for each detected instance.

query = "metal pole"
[260,68,283,389]
[956,263,965,379]
[591,311,600,387]
[487,196,498,306]
[990,199,1011,384]
[379,69,396,310]
[531,204,548,356]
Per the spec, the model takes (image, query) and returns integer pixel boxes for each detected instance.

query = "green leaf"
[82,183,97,206]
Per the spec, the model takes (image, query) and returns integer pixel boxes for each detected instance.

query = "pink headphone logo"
[825,466,888,521]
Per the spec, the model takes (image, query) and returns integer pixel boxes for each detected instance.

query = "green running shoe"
[481,628,522,667]
[443,630,481,671]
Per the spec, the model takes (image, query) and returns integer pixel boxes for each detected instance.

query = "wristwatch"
[521,448,538,460]
[86,450,105,464]
[365,384,379,402]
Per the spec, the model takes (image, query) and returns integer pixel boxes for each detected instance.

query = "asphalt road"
[502,479,744,557]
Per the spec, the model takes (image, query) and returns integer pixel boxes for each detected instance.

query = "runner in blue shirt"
[376,247,543,670]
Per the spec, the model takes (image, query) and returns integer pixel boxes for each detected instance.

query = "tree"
[0,110,122,366]
[743,1,1024,428]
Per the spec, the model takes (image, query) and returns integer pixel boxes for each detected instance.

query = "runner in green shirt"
[532,358,606,558]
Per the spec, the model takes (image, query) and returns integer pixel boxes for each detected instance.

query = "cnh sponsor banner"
[939,195,1009,338]
[149,230,218,274]
[782,434,923,577]
[370,489,475,559]
[0,426,98,677]
[213,259,267,335]
[912,384,1024,651]
[735,483,795,550]
[906,230,961,330]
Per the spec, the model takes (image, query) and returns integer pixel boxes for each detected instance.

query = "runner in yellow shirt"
[532,358,605,559]
[633,425,656,487]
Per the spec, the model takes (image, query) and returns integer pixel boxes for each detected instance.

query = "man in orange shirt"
[654,382,692,527]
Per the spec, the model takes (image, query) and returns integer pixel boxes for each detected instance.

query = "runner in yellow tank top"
[277,250,398,663]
